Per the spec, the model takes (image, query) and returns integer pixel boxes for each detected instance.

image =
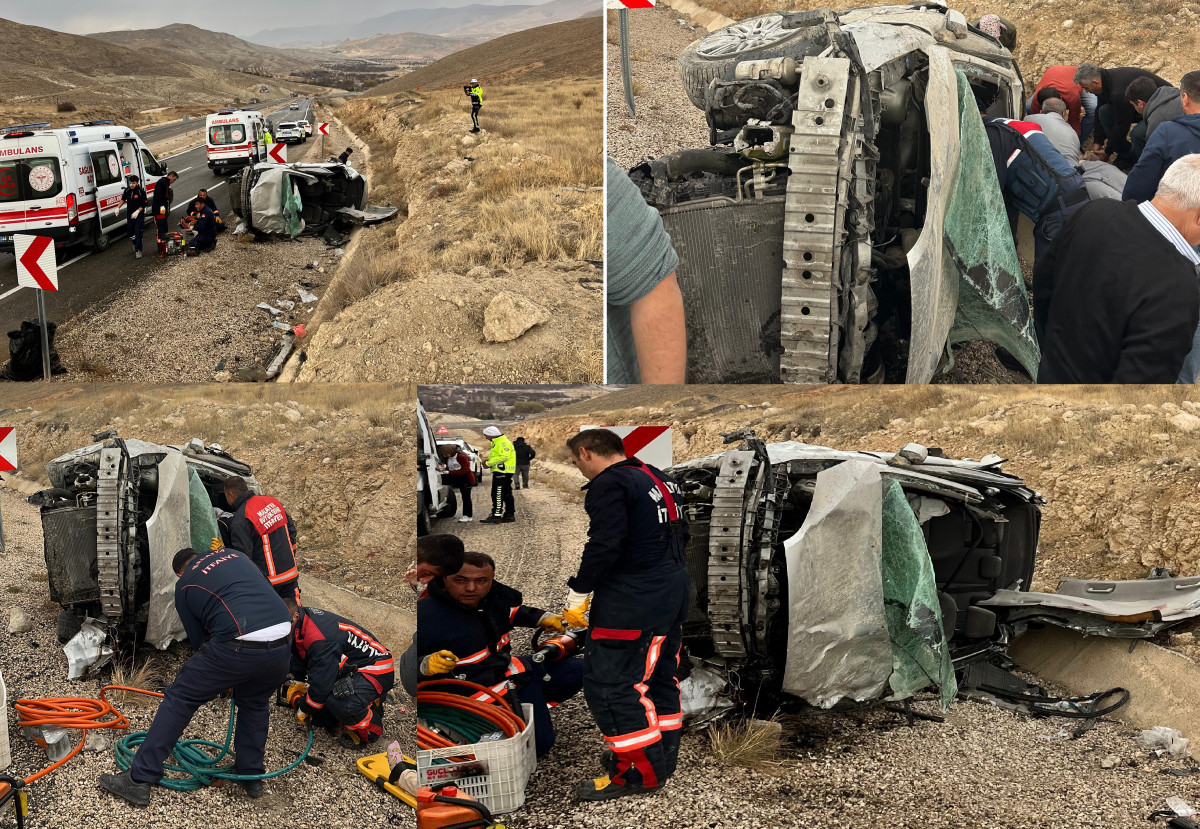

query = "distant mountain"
[89,23,326,75]
[249,0,601,46]
[366,17,601,95]
[323,31,488,61]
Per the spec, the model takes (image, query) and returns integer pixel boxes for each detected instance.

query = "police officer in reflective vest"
[562,428,689,801]
[285,602,395,748]
[98,547,292,806]
[464,79,483,133]
[223,476,301,604]
[481,425,516,523]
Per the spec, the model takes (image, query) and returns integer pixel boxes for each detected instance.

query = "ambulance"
[205,109,267,175]
[0,120,166,254]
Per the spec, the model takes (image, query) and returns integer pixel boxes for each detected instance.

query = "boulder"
[8,607,33,634]
[482,292,550,343]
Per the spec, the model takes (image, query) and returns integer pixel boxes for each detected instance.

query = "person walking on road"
[513,437,536,490]
[480,425,515,524]
[120,174,148,259]
[98,547,292,806]
[465,79,483,133]
[563,429,689,802]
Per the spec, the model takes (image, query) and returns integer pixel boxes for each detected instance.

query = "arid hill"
[324,32,489,61]
[367,17,602,95]
[88,23,327,75]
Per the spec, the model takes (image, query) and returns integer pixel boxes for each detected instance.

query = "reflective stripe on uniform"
[604,723,661,751]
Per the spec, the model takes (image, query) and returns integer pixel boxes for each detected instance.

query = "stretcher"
[357,750,417,808]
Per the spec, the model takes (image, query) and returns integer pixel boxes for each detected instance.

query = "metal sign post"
[318,122,331,160]
[0,427,17,557]
[620,9,635,117]
[14,234,59,381]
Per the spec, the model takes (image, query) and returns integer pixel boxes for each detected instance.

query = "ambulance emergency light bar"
[2,123,51,136]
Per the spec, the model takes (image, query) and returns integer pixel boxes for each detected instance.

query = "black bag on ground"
[2,319,65,380]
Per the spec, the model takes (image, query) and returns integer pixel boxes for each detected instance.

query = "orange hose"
[13,685,164,785]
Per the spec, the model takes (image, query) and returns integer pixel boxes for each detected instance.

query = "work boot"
[575,775,652,802]
[238,779,264,799]
[99,771,152,807]
[501,516,516,523]
[661,730,682,779]
[480,516,503,524]
[134,251,142,259]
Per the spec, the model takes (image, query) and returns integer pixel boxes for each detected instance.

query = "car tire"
[240,168,255,228]
[57,607,83,644]
[677,13,820,109]
[417,492,431,537]
[91,227,111,253]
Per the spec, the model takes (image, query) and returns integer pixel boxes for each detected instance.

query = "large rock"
[482,292,550,343]
[1171,412,1200,433]
[8,607,33,634]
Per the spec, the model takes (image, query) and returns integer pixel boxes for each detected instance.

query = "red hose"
[416,679,526,751]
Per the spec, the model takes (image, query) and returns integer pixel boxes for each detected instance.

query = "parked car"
[229,160,398,236]
[34,436,261,649]
[417,403,454,536]
[299,119,313,137]
[630,4,1038,384]
[276,121,304,144]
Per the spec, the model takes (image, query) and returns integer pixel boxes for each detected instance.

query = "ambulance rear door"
[87,142,126,233]
[0,138,68,241]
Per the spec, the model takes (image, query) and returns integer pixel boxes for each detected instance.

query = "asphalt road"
[137,96,293,143]
[0,99,315,337]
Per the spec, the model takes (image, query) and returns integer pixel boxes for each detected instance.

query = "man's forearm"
[630,273,686,384]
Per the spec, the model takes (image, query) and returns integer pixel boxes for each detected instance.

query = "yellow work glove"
[284,682,308,709]
[420,650,459,676]
[562,590,592,629]
[537,612,566,633]
[210,537,223,551]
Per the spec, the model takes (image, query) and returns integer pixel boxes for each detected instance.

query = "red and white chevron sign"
[580,425,672,469]
[267,142,287,164]
[606,0,655,7]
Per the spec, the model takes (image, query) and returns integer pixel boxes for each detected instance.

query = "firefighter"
[562,428,689,802]
[119,174,147,259]
[151,170,177,252]
[480,425,516,524]
[98,547,292,806]
[223,476,301,604]
[464,79,483,133]
[189,198,218,253]
[415,551,583,757]
[284,602,395,748]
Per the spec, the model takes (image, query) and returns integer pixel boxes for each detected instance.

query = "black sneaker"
[480,516,503,524]
[575,775,652,802]
[99,771,151,807]
[238,779,264,799]
[501,516,516,523]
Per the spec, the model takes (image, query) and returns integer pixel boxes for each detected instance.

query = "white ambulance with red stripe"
[0,120,166,254]
[205,109,267,175]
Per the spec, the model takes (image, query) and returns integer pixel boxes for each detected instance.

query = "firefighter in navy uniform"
[223,476,302,604]
[285,603,396,748]
[563,428,689,802]
[98,547,292,806]
[415,551,583,757]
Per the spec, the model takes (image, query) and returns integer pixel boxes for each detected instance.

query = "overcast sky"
[0,0,550,38]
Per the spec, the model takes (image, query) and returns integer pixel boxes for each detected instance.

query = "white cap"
[482,426,502,438]
[471,78,478,83]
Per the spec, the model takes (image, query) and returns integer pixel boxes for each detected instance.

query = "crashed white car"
[671,433,1200,711]
[231,161,398,237]
[35,436,260,650]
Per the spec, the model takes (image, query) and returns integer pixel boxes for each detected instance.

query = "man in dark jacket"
[562,429,689,802]
[415,551,582,757]
[119,175,147,259]
[98,547,292,806]
[223,476,301,604]
[1075,63,1171,164]
[190,199,218,253]
[1124,72,1200,203]
[151,170,177,246]
[513,437,536,490]
[984,118,1091,265]
[1035,155,1200,383]
[286,602,395,748]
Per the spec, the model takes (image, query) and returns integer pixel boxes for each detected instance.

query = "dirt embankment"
[0,383,414,601]
[293,73,603,384]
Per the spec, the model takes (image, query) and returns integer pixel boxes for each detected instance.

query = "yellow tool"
[357,751,418,808]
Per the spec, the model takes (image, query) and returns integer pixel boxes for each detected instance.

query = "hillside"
[367,17,602,95]
[250,0,601,46]
[89,23,326,75]
[324,31,487,60]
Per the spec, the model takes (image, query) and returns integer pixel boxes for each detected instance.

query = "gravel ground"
[425,454,1200,829]
[54,235,340,383]
[606,7,710,169]
[0,486,414,828]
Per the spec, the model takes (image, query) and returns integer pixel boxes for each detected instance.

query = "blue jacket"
[1123,114,1200,203]
[175,548,291,648]
[416,578,545,690]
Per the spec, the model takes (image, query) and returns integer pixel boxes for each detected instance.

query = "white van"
[205,109,267,175]
[0,120,166,254]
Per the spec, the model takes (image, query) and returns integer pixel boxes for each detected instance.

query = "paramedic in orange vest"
[223,476,301,604]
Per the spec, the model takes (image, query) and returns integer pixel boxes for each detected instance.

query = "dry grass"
[322,245,432,310]
[708,717,785,770]
[107,658,166,708]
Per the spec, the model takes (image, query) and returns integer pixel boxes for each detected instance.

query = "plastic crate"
[417,703,536,814]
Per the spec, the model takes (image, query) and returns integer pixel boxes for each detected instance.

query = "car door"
[89,143,126,233]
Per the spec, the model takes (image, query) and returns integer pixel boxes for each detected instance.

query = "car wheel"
[57,607,83,644]
[678,13,820,109]
[417,492,431,537]
[240,168,255,228]
[91,228,111,253]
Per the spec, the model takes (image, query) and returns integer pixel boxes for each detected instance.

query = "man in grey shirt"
[1027,98,1081,160]
[606,158,686,384]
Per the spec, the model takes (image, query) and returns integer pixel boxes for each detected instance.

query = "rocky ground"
[0,484,414,829]
[422,386,1200,828]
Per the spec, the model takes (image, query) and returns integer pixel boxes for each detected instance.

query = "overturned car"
[35,436,261,650]
[632,3,1038,383]
[670,433,1200,711]
[231,161,398,237]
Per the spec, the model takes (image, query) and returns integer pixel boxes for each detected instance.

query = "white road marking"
[170,180,225,215]
[177,166,194,174]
